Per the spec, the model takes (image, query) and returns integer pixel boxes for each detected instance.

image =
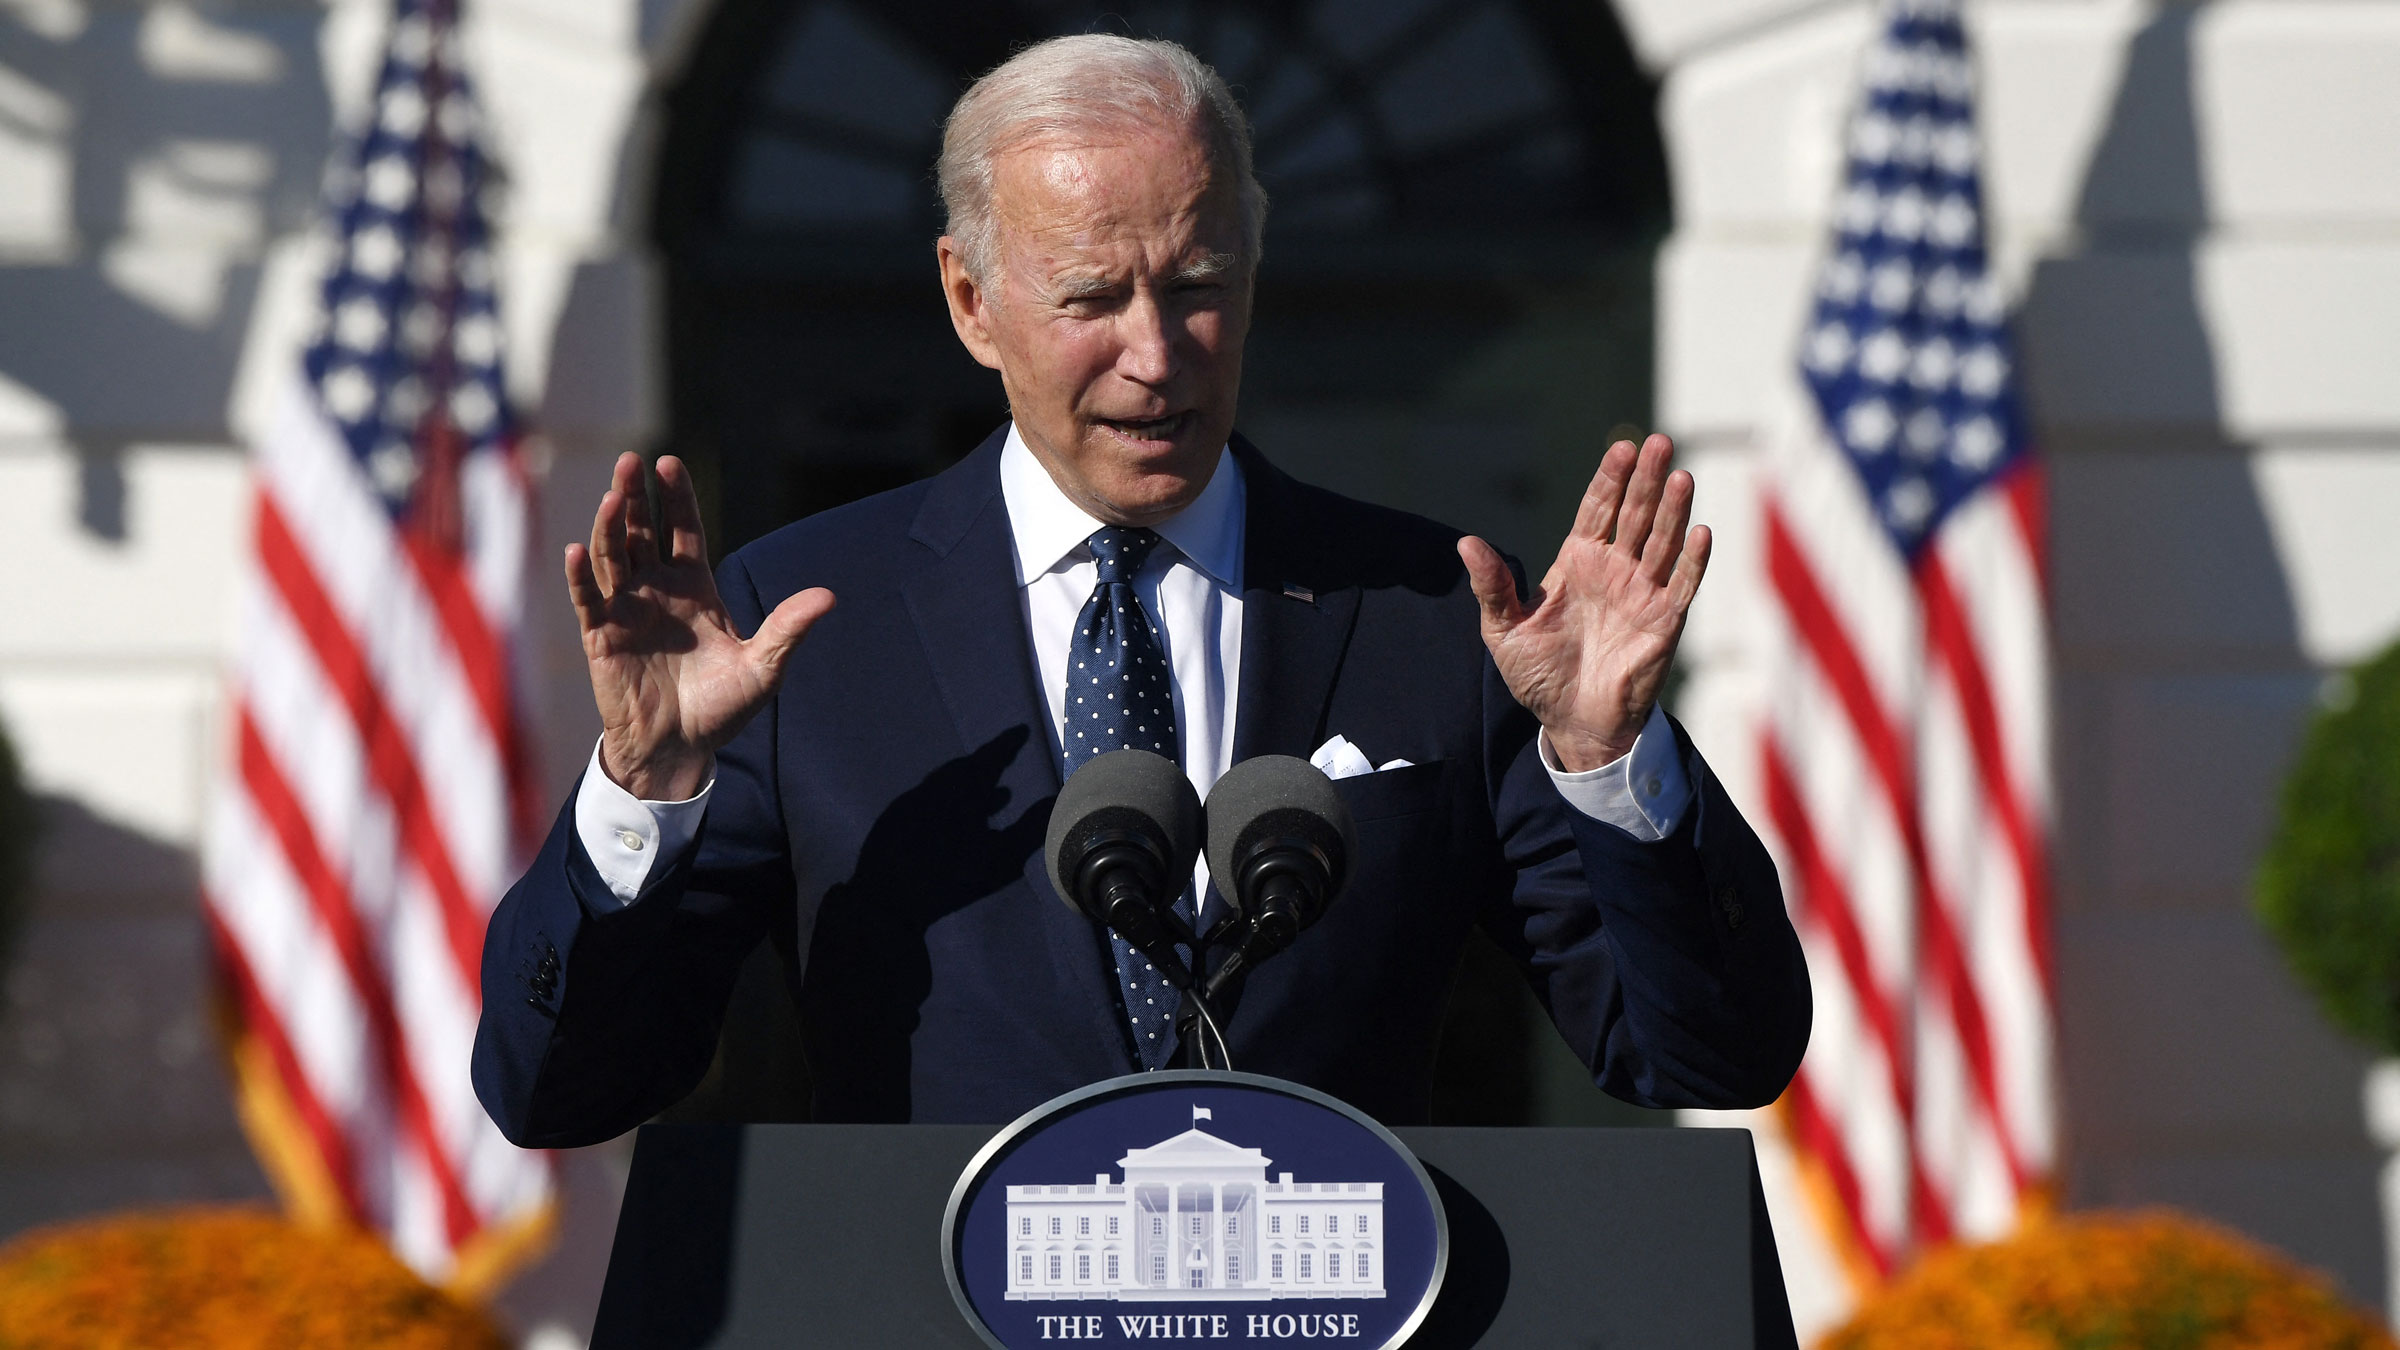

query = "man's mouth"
[1097,412,1193,443]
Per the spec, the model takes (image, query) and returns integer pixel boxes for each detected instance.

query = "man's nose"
[1115,290,1177,386]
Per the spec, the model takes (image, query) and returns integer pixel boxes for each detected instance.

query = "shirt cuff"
[571,739,716,907]
[1539,704,1690,842]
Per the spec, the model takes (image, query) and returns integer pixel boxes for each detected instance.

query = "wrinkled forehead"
[987,124,1245,259]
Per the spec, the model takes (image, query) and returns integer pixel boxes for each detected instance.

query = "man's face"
[939,126,1253,527]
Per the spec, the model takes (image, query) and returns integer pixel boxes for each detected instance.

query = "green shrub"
[2257,641,2400,1057]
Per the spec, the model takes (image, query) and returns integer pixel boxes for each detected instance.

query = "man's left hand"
[1459,433,1710,773]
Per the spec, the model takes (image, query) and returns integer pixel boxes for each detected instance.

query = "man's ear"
[936,237,1005,372]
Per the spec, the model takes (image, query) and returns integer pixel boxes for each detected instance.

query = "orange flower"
[0,1207,508,1349]
[1821,1210,2392,1350]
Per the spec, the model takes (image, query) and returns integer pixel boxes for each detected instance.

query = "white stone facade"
[1005,1124,1385,1301]
[1624,0,2400,1335]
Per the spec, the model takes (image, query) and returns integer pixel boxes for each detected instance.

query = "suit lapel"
[899,431,1131,1071]
[1230,437,1363,763]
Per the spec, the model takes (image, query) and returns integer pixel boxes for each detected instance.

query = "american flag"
[1757,0,2054,1278]
[202,0,553,1288]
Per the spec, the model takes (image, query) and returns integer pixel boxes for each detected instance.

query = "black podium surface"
[595,1123,1796,1349]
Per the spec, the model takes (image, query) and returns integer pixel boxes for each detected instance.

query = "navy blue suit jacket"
[473,429,1809,1145]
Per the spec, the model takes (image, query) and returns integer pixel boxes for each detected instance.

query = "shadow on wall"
[0,5,331,537]
[2021,4,2383,1308]
[0,795,270,1235]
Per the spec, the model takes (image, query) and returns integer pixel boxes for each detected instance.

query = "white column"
[1211,1181,1225,1288]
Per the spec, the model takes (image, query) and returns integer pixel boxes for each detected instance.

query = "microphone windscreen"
[1202,755,1359,918]
[1044,748,1204,911]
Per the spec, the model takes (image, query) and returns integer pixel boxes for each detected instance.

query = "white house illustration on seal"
[1004,1107,1386,1302]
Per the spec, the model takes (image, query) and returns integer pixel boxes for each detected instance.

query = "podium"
[594,1123,1797,1349]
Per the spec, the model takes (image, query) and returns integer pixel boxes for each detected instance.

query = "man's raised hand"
[564,452,836,801]
[1458,433,1709,773]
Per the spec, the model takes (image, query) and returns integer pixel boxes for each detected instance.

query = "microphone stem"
[1098,869,1192,989]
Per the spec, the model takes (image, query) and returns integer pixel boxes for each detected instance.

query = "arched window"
[653,0,1669,559]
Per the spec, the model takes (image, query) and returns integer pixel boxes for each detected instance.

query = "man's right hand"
[565,452,836,801]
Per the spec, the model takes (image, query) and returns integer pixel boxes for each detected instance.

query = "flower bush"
[2257,640,2400,1056]
[1820,1210,2393,1350]
[0,1207,509,1349]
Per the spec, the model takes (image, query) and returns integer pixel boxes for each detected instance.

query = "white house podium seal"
[943,1072,1447,1349]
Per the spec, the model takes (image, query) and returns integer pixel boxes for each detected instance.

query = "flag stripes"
[1754,0,2055,1277]
[203,0,552,1287]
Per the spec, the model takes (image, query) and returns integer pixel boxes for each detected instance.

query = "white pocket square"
[1308,734,1414,781]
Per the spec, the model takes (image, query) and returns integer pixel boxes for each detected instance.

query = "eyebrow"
[1052,251,1244,296]
[1052,273,1118,300]
[1173,251,1240,283]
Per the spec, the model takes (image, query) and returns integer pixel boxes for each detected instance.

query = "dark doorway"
[649,0,1674,1127]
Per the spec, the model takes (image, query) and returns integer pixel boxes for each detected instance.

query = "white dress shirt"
[573,427,1691,905]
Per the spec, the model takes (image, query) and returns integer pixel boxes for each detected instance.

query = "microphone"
[1044,748,1204,989]
[1201,755,1357,999]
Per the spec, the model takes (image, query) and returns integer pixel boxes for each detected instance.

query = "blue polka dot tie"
[1062,526,1185,1068]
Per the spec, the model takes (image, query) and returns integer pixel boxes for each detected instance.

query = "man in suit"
[473,34,1808,1145]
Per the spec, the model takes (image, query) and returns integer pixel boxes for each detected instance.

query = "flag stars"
[1952,416,2004,470]
[1859,330,1910,384]
[363,155,415,211]
[1820,252,1866,304]
[379,86,427,138]
[1920,266,1965,317]
[1910,337,1956,391]
[1959,345,2007,399]
[1904,408,1948,460]
[1845,399,1898,454]
[1882,186,1930,241]
[1838,183,1882,235]
[1868,259,1914,312]
[451,382,498,435]
[1929,193,1978,248]
[1798,1,2022,556]
[1963,275,2004,325]
[351,225,403,281]
[322,365,376,421]
[1885,478,1936,530]
[333,296,387,352]
[368,441,418,499]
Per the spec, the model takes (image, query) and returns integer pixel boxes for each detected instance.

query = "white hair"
[937,34,1267,285]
